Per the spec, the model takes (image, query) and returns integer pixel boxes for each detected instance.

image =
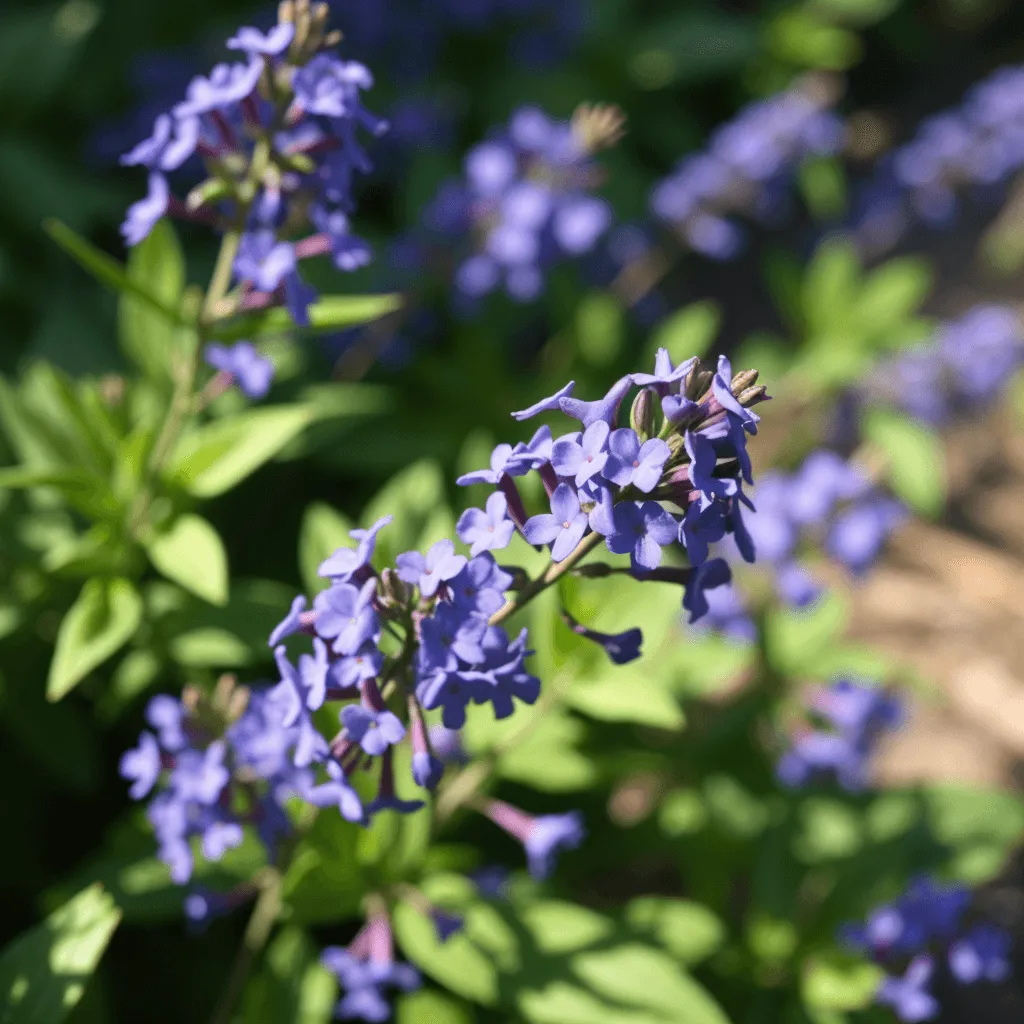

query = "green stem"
[202,229,244,325]
[489,530,605,627]
[208,868,283,1024]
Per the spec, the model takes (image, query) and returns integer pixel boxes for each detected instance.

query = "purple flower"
[449,554,513,617]
[329,646,384,690]
[507,425,554,472]
[146,694,187,751]
[485,800,585,880]
[268,594,309,647]
[563,611,642,664]
[632,348,697,391]
[419,603,488,672]
[293,54,376,119]
[431,910,465,943]
[174,57,264,117]
[681,557,733,624]
[603,430,670,492]
[313,580,380,655]
[121,171,169,246]
[366,749,425,818]
[559,375,633,428]
[171,741,230,805]
[605,501,678,571]
[341,705,406,757]
[304,759,366,824]
[318,516,392,582]
[524,812,586,880]
[416,669,483,729]
[774,562,821,608]
[396,539,467,598]
[949,925,1012,983]
[523,483,590,562]
[457,492,515,556]
[120,732,162,799]
[456,443,520,486]
[826,497,905,575]
[203,342,275,399]
[877,957,939,1023]
[121,113,200,171]
[272,639,329,724]
[511,381,576,421]
[226,23,295,56]
[235,231,297,291]
[551,421,610,486]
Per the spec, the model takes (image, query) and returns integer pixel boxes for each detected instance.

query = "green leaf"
[798,158,847,221]
[802,954,884,1011]
[168,406,313,497]
[239,928,336,1024]
[855,258,931,339]
[646,302,720,365]
[392,903,500,1006]
[764,591,849,678]
[0,884,121,1023]
[626,899,725,967]
[144,514,229,606]
[520,902,614,955]
[48,578,143,701]
[567,667,685,729]
[282,811,366,925]
[118,221,187,378]
[629,12,759,88]
[397,991,473,1024]
[802,238,860,337]
[792,798,864,864]
[208,293,403,342]
[768,11,862,69]
[43,220,185,327]
[576,292,624,367]
[863,408,945,516]
[492,710,597,792]
[923,784,1024,882]
[299,503,355,595]
[570,944,731,1024]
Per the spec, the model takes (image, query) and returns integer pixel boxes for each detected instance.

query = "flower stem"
[202,228,244,325]
[488,530,605,627]
[208,867,282,1024]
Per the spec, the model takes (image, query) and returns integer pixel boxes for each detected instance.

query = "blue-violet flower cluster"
[777,677,903,791]
[843,877,1012,1021]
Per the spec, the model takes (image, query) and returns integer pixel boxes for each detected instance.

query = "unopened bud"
[181,685,201,713]
[730,368,759,393]
[736,384,769,409]
[573,562,614,578]
[685,368,713,401]
[227,685,251,723]
[186,177,232,212]
[630,387,657,441]
[379,568,410,607]
[278,1,296,25]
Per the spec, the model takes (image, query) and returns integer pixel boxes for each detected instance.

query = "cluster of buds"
[120,0,386,329]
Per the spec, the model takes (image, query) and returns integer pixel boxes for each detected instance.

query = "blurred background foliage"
[5,0,1024,1022]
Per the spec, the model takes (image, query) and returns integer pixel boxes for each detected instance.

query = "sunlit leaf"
[48,578,143,701]
[0,884,121,1023]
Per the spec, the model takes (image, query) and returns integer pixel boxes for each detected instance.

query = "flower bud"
[186,178,233,212]
[630,387,657,441]
[730,368,759,393]
[379,568,410,608]
[685,368,713,400]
